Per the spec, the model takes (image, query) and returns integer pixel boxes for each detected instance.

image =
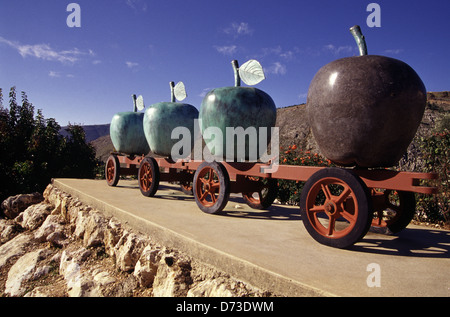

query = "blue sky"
[0,0,449,126]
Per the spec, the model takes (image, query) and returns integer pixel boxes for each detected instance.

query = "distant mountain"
[60,124,110,143]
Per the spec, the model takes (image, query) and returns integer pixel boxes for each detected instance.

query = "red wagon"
[105,153,437,249]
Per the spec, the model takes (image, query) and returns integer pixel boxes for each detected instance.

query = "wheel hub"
[324,201,337,215]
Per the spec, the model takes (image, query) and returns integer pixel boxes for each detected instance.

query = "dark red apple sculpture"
[306,25,426,167]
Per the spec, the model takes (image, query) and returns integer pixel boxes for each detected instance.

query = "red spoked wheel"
[299,168,373,249]
[138,157,160,197]
[180,182,193,195]
[105,154,120,187]
[242,177,278,210]
[179,171,194,195]
[371,189,416,234]
[193,161,230,214]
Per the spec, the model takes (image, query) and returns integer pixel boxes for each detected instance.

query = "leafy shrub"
[276,145,333,204]
[416,128,449,224]
[0,87,98,202]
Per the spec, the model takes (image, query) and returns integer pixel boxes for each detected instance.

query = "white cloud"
[224,22,253,37]
[214,45,237,56]
[48,71,60,78]
[125,0,148,12]
[126,61,139,68]
[48,71,75,78]
[0,36,94,64]
[199,88,213,98]
[384,49,403,55]
[298,93,308,100]
[258,46,298,61]
[265,62,287,75]
[323,44,354,55]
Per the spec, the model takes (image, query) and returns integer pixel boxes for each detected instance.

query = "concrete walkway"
[52,178,449,297]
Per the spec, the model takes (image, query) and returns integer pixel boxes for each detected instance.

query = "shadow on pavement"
[350,227,450,258]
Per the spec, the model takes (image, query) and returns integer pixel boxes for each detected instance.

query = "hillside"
[89,92,449,163]
[60,124,110,143]
[91,134,115,162]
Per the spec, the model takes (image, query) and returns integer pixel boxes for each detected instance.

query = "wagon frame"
[105,152,438,248]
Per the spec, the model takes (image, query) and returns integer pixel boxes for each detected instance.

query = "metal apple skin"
[199,86,277,161]
[110,112,150,155]
[307,55,426,168]
[143,102,199,157]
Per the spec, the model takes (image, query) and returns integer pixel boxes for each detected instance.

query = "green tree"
[59,124,97,179]
[0,87,98,203]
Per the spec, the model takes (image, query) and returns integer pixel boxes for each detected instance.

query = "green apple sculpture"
[110,95,150,156]
[143,82,199,158]
[199,59,277,161]
[306,25,426,167]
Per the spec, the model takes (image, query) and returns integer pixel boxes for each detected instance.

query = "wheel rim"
[305,177,359,239]
[371,189,403,227]
[244,192,263,205]
[242,177,264,204]
[180,182,193,193]
[195,166,220,207]
[139,161,153,192]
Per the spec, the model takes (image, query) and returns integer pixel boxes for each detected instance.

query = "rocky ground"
[0,185,275,297]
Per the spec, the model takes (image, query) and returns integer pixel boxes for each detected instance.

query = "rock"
[23,286,50,297]
[152,252,192,297]
[59,246,93,297]
[15,202,52,230]
[114,231,146,272]
[1,184,273,297]
[0,232,34,269]
[103,218,123,257]
[47,231,68,248]
[93,271,117,286]
[133,245,161,287]
[5,248,52,297]
[0,219,20,244]
[42,184,54,202]
[74,210,108,248]
[1,192,44,219]
[187,278,234,297]
[34,214,65,243]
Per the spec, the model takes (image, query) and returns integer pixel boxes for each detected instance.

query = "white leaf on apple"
[174,81,187,101]
[136,95,145,111]
[239,59,266,86]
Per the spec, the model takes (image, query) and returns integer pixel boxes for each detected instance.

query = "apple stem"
[132,94,137,112]
[170,81,175,102]
[231,60,241,87]
[350,25,368,56]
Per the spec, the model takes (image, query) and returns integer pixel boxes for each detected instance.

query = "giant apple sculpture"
[110,94,150,156]
[143,81,199,158]
[199,60,277,161]
[306,25,426,168]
